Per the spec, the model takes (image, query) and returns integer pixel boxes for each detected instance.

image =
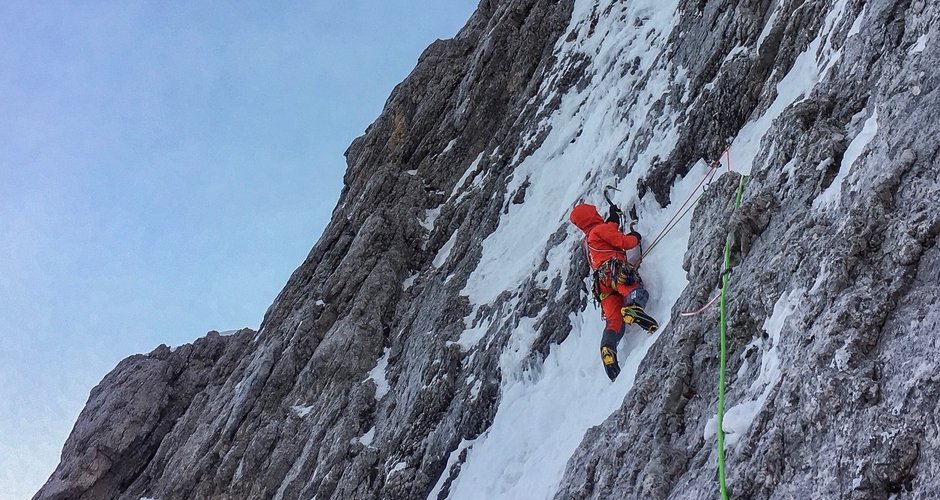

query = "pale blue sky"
[0,1,477,497]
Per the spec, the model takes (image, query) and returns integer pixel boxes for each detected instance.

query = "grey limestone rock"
[555,0,940,498]
[37,0,940,498]
[37,330,254,500]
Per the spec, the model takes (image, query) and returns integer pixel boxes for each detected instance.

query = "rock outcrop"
[38,330,254,500]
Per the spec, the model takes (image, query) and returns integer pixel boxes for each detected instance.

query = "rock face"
[37,0,940,499]
[554,0,940,498]
[37,330,255,500]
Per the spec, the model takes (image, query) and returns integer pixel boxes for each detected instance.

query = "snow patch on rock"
[365,347,391,399]
[290,405,314,418]
[356,426,375,447]
[910,34,929,54]
[433,230,459,268]
[814,108,878,209]
[705,289,802,448]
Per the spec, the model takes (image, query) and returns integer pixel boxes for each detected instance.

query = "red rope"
[639,145,730,261]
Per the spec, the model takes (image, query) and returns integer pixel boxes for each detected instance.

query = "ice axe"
[628,203,642,267]
[602,184,639,231]
[602,185,624,233]
[604,184,643,268]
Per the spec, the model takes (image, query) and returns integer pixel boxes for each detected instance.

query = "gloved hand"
[606,205,622,225]
[628,230,642,243]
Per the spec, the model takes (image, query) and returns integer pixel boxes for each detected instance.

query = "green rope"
[717,174,747,499]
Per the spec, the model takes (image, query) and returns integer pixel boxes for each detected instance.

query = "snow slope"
[440,0,888,497]
[442,0,711,496]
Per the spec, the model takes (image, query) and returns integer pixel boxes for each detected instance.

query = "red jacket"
[570,203,639,270]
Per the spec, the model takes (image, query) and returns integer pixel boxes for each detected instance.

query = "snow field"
[442,0,746,493]
[447,311,657,499]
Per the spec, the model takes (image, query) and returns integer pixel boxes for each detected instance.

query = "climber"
[570,202,658,381]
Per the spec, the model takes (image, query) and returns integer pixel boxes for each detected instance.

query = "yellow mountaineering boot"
[622,305,659,333]
[600,346,621,381]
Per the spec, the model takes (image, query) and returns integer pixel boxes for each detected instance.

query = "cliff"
[38,0,939,498]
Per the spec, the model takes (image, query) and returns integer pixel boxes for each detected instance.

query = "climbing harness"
[591,258,641,309]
